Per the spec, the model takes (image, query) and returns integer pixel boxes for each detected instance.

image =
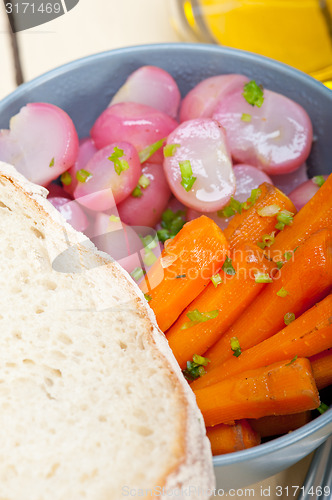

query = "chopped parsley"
[49,157,55,168]
[285,355,298,366]
[180,309,219,330]
[182,354,210,381]
[157,209,186,243]
[313,176,326,188]
[60,171,72,186]
[242,80,264,107]
[164,143,180,157]
[317,402,329,414]
[108,146,129,175]
[257,232,276,249]
[76,169,92,183]
[230,337,242,357]
[241,113,252,122]
[139,137,166,163]
[222,256,236,276]
[241,188,262,210]
[275,210,294,231]
[179,160,197,192]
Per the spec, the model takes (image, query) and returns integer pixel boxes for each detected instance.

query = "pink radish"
[74,142,141,212]
[8,103,79,186]
[90,102,178,164]
[117,162,171,228]
[187,163,272,229]
[62,137,98,195]
[270,163,308,195]
[180,74,249,122]
[213,88,313,174]
[289,176,329,211]
[48,197,89,232]
[163,118,235,212]
[110,66,181,119]
[0,129,24,166]
[46,182,71,199]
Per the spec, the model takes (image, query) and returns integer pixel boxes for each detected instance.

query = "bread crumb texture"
[0,170,193,500]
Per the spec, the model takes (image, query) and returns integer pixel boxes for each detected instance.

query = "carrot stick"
[310,348,332,390]
[249,412,312,438]
[140,216,229,332]
[203,229,332,369]
[166,243,275,369]
[194,358,320,427]
[191,295,332,390]
[269,173,332,261]
[224,182,296,251]
[206,420,261,455]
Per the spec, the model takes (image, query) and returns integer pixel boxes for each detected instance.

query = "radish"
[180,74,249,122]
[62,137,98,195]
[91,102,178,164]
[110,66,181,119]
[7,103,79,186]
[289,176,329,211]
[74,142,141,212]
[117,162,171,228]
[213,87,313,174]
[270,163,308,195]
[163,118,235,212]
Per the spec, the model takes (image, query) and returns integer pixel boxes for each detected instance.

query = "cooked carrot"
[203,229,332,369]
[310,348,332,390]
[249,412,312,438]
[224,182,296,250]
[166,243,275,369]
[269,173,332,262]
[194,358,320,427]
[206,420,261,455]
[191,296,332,390]
[140,216,229,332]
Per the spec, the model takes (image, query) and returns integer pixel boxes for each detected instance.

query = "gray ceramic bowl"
[0,43,331,491]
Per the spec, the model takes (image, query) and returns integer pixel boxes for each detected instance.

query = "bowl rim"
[0,42,331,466]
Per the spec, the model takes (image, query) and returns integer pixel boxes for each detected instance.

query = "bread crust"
[0,161,215,499]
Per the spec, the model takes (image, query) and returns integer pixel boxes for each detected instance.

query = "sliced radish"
[270,163,308,195]
[74,142,141,212]
[0,129,24,166]
[213,88,313,174]
[62,137,98,195]
[163,118,235,212]
[180,74,249,122]
[8,103,79,186]
[46,182,71,199]
[48,197,89,232]
[110,66,181,119]
[289,176,329,211]
[90,102,178,164]
[117,162,171,228]
[187,163,272,229]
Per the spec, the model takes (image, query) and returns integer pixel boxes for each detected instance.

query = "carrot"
[224,182,296,251]
[166,242,275,369]
[191,295,332,390]
[249,412,312,438]
[310,348,332,390]
[269,173,332,262]
[140,216,229,332]
[206,420,261,455]
[203,229,332,369]
[194,358,320,427]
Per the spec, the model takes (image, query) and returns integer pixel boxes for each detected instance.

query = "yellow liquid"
[190,0,332,80]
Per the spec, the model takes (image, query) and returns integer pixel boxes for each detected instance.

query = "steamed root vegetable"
[192,295,332,389]
[62,138,98,195]
[4,103,79,186]
[249,412,312,438]
[204,229,332,368]
[270,163,308,195]
[110,66,181,119]
[186,164,272,230]
[289,176,329,211]
[166,242,274,369]
[0,129,23,165]
[140,216,229,332]
[180,74,249,122]
[48,197,89,232]
[223,182,296,251]
[213,87,313,174]
[163,118,235,212]
[206,420,260,455]
[310,349,332,390]
[269,173,332,260]
[45,182,71,199]
[90,102,178,164]
[117,162,171,228]
[194,358,320,426]
[74,142,141,211]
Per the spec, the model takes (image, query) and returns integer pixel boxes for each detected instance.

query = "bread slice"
[0,161,214,500]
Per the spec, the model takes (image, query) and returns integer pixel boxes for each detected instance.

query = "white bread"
[0,162,215,499]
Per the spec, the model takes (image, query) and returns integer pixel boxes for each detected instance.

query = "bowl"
[0,43,331,490]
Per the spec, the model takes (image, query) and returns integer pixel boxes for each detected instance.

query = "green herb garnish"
[217,197,243,218]
[254,272,273,283]
[241,113,252,122]
[175,274,186,279]
[277,287,289,297]
[164,143,180,157]
[275,210,294,231]
[60,171,72,186]
[222,256,236,276]
[317,402,329,414]
[257,205,281,217]
[108,146,130,175]
[257,232,276,249]
[139,137,166,163]
[132,186,143,198]
[76,169,92,183]
[144,293,152,302]
[230,337,242,357]
[313,176,326,188]
[182,354,210,381]
[241,187,262,210]
[109,215,120,222]
[131,267,144,281]
[179,160,197,192]
[284,312,295,326]
[157,209,186,243]
[276,261,284,270]
[49,157,55,168]
[181,309,219,330]
[143,249,157,267]
[285,355,298,366]
[242,80,264,107]
[211,273,222,288]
